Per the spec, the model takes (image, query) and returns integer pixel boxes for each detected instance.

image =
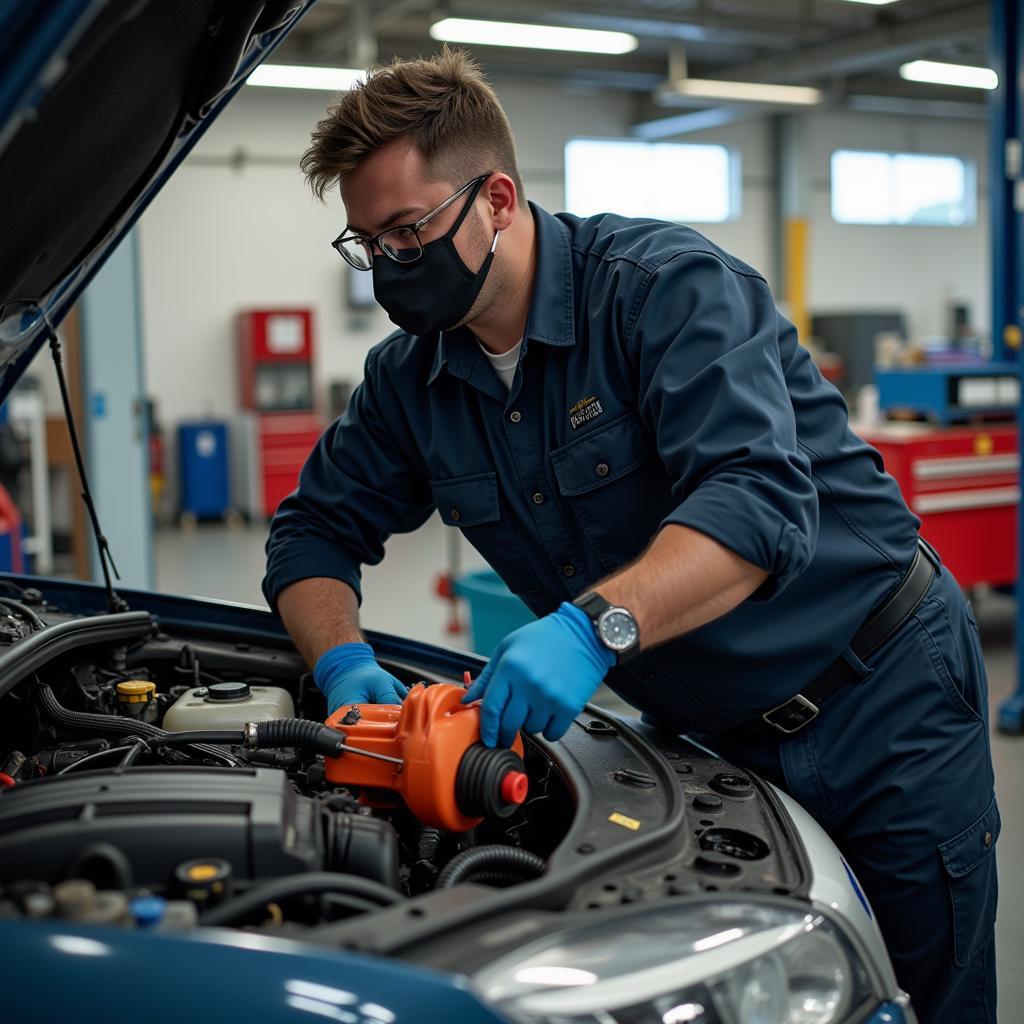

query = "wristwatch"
[572,592,641,663]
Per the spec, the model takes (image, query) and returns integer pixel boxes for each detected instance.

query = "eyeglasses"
[333,173,492,271]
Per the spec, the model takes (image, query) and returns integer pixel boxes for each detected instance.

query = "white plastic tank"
[162,681,294,732]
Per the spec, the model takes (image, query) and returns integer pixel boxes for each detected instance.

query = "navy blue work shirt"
[264,203,920,731]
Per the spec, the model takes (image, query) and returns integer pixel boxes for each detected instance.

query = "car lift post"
[993,0,1024,733]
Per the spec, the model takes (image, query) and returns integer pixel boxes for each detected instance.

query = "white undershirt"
[478,337,523,391]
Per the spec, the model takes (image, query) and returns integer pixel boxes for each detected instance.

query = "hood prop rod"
[42,316,128,613]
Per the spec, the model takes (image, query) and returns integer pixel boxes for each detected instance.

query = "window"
[564,139,736,223]
[831,150,974,226]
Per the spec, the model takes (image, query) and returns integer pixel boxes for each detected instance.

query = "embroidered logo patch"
[569,396,604,430]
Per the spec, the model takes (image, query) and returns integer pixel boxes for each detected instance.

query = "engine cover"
[0,766,399,891]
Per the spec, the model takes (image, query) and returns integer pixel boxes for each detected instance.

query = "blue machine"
[177,421,231,521]
[875,363,1020,425]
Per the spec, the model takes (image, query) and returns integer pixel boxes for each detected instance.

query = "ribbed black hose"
[34,684,242,767]
[144,722,344,758]
[436,845,546,889]
[198,872,401,927]
[253,719,345,757]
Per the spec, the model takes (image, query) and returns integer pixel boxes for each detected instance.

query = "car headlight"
[472,899,875,1024]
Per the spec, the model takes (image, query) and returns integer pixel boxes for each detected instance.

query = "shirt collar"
[427,202,575,386]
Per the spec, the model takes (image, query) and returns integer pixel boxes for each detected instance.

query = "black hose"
[0,612,153,701]
[119,738,149,767]
[34,684,242,767]
[253,719,345,757]
[320,893,382,918]
[0,597,46,631]
[67,842,134,890]
[436,846,546,889]
[198,872,401,927]
[144,722,345,758]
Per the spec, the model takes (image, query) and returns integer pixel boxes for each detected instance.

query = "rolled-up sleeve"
[262,346,434,613]
[629,252,818,599]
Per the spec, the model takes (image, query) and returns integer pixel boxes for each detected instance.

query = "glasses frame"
[333,172,493,270]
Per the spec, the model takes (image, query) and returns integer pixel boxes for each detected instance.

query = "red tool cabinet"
[234,310,323,519]
[860,423,1018,588]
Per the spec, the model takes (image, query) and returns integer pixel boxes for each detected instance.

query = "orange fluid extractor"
[323,682,527,832]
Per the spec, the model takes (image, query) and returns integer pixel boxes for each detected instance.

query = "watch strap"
[573,591,612,621]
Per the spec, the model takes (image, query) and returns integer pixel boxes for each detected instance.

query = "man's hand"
[461,602,616,747]
[314,642,408,714]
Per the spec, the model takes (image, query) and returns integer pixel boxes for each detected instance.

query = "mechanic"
[263,48,997,1023]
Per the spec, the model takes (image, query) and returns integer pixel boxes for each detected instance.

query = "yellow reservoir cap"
[117,680,156,704]
[186,864,221,882]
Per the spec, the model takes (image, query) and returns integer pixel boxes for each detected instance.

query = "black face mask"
[372,184,500,337]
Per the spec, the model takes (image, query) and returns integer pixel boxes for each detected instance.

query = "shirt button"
[563,564,575,577]
[984,831,993,846]
[595,462,610,477]
[509,410,522,424]
[532,492,545,505]
[450,509,461,522]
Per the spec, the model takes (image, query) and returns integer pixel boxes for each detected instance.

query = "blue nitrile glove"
[314,642,408,715]
[461,602,616,748]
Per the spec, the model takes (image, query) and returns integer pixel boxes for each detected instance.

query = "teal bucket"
[454,569,536,656]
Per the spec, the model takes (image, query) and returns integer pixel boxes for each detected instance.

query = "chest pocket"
[550,412,673,572]
[429,472,541,599]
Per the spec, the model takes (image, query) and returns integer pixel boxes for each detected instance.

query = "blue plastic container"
[454,569,535,656]
[178,421,231,520]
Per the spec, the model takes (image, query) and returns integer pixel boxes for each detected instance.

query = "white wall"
[138,83,990,430]
[804,110,989,339]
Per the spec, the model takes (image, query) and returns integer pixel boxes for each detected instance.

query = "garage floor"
[156,518,1021,1015]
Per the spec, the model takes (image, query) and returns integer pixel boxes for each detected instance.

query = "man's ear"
[484,173,519,231]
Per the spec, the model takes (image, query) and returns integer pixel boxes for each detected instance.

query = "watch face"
[600,609,638,652]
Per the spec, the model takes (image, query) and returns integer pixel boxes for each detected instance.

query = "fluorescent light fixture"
[837,0,901,6]
[247,64,364,91]
[429,17,638,55]
[673,79,822,105]
[900,60,998,90]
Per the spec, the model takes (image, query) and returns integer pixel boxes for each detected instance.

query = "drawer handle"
[913,455,1020,481]
[914,486,1020,514]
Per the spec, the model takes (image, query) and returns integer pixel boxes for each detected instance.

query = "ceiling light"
[837,1,901,6]
[672,79,823,105]
[247,64,365,91]
[429,17,638,55]
[899,60,998,90]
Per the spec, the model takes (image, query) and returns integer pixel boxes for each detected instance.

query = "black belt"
[726,537,939,742]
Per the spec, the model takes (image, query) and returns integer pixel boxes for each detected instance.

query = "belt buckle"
[762,694,819,735]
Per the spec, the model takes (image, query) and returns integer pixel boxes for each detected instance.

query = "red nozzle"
[500,770,528,805]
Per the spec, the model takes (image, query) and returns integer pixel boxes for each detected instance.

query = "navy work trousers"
[709,564,999,1023]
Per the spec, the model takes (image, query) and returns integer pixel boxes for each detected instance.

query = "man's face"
[339,139,493,281]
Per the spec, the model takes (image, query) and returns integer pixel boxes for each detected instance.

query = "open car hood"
[0,0,315,403]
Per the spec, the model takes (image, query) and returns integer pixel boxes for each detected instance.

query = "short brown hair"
[301,47,525,205]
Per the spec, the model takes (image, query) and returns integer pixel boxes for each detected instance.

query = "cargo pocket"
[429,472,541,599]
[938,795,1000,967]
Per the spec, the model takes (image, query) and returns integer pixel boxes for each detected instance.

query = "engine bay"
[0,587,575,933]
[0,582,807,951]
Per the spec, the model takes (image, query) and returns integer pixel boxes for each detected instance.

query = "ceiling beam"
[843,94,987,121]
[632,104,767,140]
[711,3,988,83]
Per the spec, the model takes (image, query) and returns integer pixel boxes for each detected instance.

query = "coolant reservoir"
[162,682,294,732]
